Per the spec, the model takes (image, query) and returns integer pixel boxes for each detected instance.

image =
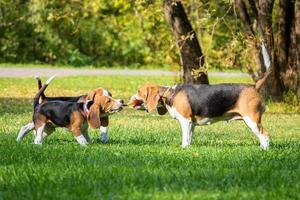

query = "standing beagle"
[22,76,123,145]
[129,72,271,149]
[17,76,86,142]
[17,76,121,144]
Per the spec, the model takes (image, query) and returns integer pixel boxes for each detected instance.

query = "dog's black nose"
[120,99,124,104]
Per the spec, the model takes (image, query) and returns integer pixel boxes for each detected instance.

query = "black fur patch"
[179,84,246,117]
[36,101,82,127]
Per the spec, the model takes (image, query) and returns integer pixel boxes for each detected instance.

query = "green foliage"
[0,0,248,69]
[0,75,299,199]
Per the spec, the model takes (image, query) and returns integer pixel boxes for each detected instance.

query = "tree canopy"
[0,0,246,69]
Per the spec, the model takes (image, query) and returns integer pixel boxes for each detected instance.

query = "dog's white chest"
[166,105,186,120]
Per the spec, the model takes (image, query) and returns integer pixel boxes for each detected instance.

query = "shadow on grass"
[0,97,32,114]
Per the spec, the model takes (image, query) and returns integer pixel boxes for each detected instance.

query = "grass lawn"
[0,75,299,199]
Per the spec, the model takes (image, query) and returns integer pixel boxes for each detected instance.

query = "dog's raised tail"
[255,42,272,91]
[34,75,47,101]
[33,75,56,108]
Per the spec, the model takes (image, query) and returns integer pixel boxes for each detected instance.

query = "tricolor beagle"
[129,72,271,149]
[17,76,86,142]
[18,76,123,146]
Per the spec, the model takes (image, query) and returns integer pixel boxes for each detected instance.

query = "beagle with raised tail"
[17,76,87,142]
[21,75,123,146]
[129,72,271,149]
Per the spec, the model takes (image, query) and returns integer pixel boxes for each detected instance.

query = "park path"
[0,67,249,78]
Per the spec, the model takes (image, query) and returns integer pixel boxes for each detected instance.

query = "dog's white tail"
[46,75,56,85]
[255,42,272,91]
[33,75,56,108]
[261,42,271,70]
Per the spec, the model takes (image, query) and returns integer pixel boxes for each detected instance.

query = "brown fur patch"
[34,113,47,129]
[69,111,85,136]
[228,87,263,123]
[172,91,192,120]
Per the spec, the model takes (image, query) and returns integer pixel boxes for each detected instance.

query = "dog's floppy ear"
[145,87,160,112]
[87,90,96,101]
[88,103,101,129]
[157,100,168,115]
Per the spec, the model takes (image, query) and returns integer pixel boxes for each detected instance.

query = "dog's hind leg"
[42,123,55,140]
[34,123,46,145]
[16,122,35,142]
[243,114,269,150]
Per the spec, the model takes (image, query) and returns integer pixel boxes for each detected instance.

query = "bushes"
[0,0,244,69]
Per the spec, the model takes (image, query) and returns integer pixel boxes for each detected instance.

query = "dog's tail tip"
[45,75,56,85]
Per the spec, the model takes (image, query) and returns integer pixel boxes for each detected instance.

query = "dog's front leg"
[75,134,89,146]
[179,118,193,148]
[16,122,35,142]
[99,126,109,143]
[99,117,109,143]
[81,125,90,143]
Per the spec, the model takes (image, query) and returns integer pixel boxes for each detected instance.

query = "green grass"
[0,75,299,199]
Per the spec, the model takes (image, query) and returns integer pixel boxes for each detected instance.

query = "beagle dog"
[16,76,87,142]
[19,76,123,145]
[129,72,271,149]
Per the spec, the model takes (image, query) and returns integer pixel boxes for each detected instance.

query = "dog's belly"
[194,113,242,126]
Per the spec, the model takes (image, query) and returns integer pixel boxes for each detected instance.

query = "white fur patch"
[16,122,34,141]
[34,124,45,145]
[103,89,109,97]
[261,42,271,69]
[75,135,89,146]
[243,116,269,150]
[243,116,259,134]
[166,105,193,148]
[100,126,109,143]
[45,75,56,85]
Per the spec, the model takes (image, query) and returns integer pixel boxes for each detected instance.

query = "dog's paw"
[100,133,109,143]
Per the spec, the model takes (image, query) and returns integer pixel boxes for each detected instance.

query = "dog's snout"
[117,99,124,106]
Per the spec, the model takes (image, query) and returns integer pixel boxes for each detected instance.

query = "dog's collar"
[81,101,90,119]
[159,86,177,106]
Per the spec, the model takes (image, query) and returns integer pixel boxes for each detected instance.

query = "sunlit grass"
[0,75,299,199]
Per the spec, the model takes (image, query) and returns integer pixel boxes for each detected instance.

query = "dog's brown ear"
[87,90,96,101]
[88,104,101,128]
[145,87,160,112]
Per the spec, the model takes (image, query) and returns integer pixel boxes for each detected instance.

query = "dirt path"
[0,67,249,78]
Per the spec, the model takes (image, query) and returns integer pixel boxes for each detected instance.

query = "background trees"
[0,0,243,69]
[234,0,300,101]
[0,0,299,101]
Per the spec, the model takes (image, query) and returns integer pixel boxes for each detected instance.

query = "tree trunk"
[234,0,264,79]
[278,0,299,92]
[235,0,284,101]
[296,0,300,101]
[163,0,209,84]
[258,0,283,101]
